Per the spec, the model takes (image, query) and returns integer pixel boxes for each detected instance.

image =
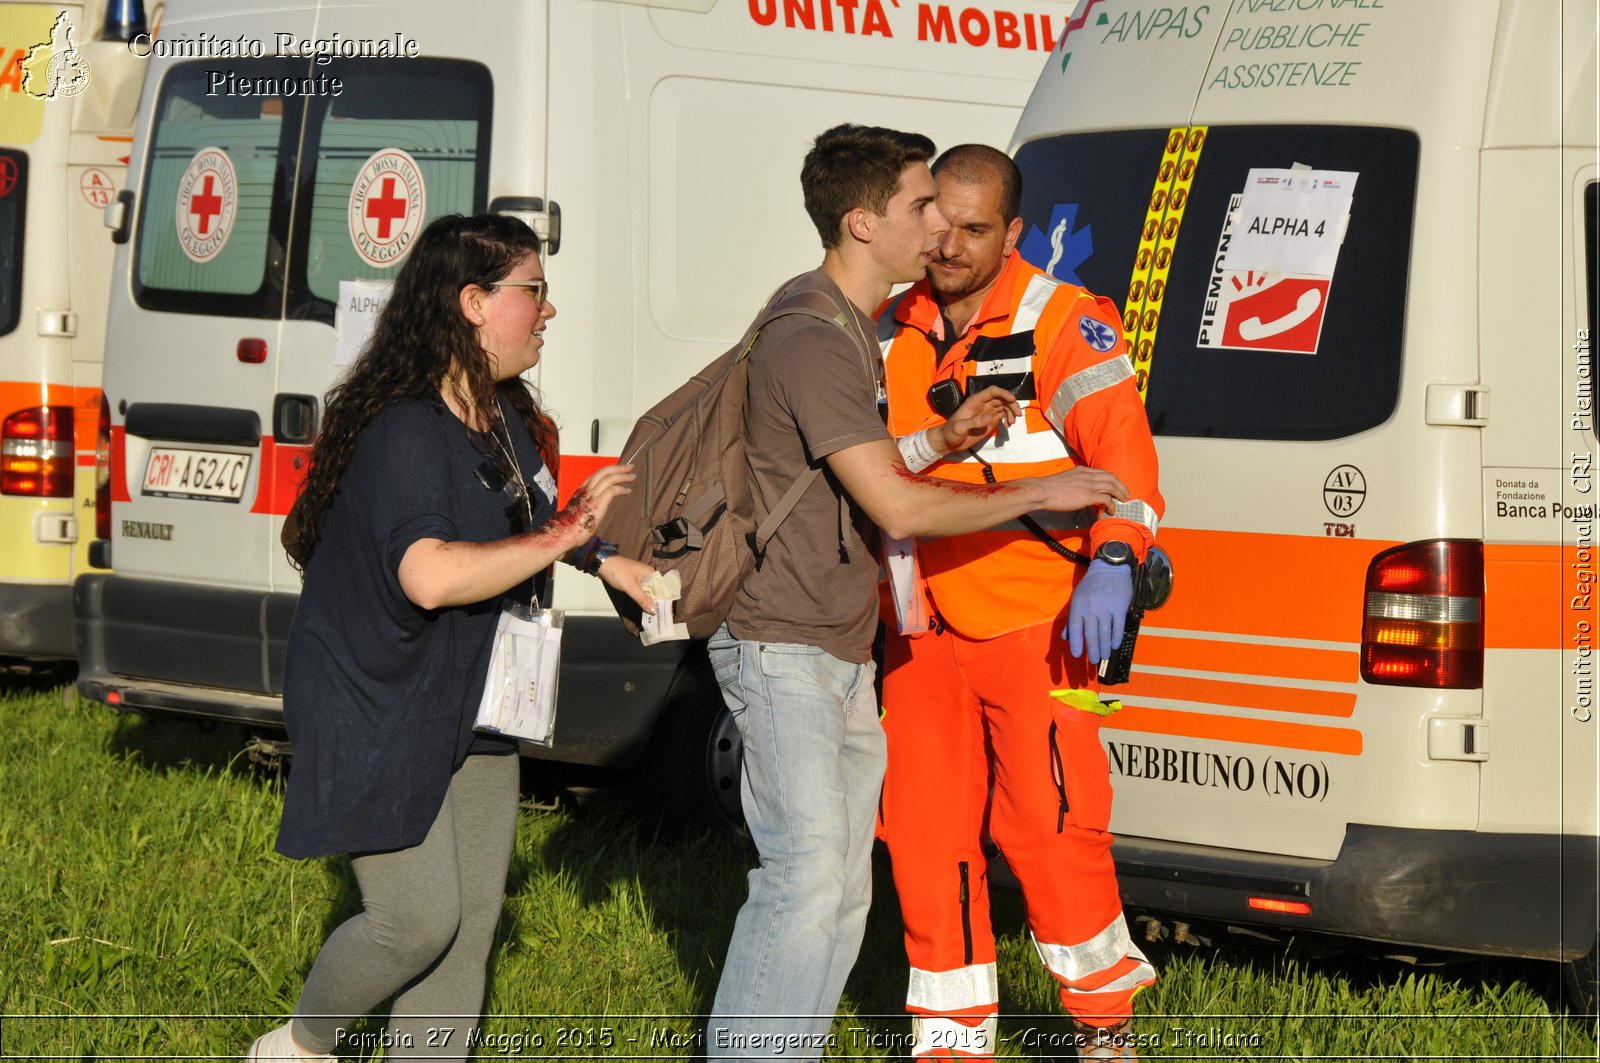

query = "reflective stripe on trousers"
[911,1014,998,1059]
[1033,913,1158,998]
[906,961,999,1013]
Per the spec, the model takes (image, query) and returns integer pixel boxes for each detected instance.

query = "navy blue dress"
[277,393,553,859]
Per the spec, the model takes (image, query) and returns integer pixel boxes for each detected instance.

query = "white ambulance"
[0,0,146,671]
[74,0,1072,825]
[1007,0,1597,1005]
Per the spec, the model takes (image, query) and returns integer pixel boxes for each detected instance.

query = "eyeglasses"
[492,279,548,307]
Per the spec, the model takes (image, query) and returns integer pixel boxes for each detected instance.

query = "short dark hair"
[932,144,1022,224]
[802,124,936,249]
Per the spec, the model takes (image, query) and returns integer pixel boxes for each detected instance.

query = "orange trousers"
[879,619,1154,1048]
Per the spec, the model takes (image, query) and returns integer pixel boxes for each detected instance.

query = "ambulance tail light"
[95,394,112,542]
[1,405,74,497]
[1248,896,1312,916]
[1361,539,1483,689]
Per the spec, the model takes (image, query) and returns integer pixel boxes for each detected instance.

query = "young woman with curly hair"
[249,213,654,1062]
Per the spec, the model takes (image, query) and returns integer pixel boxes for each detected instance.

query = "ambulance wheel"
[1563,934,1599,1021]
[631,647,745,837]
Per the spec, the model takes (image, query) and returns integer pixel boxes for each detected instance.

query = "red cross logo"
[189,174,223,236]
[348,149,426,267]
[177,148,238,263]
[365,177,407,241]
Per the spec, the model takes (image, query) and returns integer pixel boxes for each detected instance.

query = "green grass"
[1,680,1595,1060]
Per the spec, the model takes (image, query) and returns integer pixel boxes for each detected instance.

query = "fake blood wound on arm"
[538,489,596,541]
[891,464,1009,498]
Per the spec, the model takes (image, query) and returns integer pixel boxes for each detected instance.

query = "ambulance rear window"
[1014,126,1419,440]
[0,150,25,338]
[134,62,290,317]
[133,59,490,322]
[299,64,490,309]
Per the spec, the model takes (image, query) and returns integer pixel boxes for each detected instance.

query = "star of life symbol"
[22,11,91,101]
[1021,202,1093,286]
[1079,316,1117,352]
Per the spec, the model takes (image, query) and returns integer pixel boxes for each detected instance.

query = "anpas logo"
[1059,2,1212,72]
[22,10,90,100]
[1056,0,1109,72]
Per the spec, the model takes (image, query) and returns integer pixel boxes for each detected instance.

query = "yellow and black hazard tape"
[1123,125,1206,402]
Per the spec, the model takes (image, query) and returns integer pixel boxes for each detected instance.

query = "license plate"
[141,446,253,502]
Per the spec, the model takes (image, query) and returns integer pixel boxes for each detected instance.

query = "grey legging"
[291,751,520,1060]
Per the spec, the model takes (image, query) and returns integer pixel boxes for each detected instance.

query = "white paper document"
[474,605,563,746]
[334,279,393,366]
[884,533,928,636]
[1222,167,1357,277]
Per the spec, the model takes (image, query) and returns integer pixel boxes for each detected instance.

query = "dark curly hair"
[285,213,559,569]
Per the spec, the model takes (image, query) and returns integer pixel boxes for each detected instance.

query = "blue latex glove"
[1065,559,1134,664]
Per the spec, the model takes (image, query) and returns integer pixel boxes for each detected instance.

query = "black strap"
[967,447,1091,566]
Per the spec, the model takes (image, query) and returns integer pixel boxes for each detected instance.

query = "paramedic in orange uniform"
[876,144,1162,1061]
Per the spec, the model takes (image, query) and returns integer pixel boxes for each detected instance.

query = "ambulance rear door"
[267,3,519,595]
[1472,0,1599,854]
[100,0,320,686]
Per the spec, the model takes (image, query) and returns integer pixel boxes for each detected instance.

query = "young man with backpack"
[703,123,1132,1062]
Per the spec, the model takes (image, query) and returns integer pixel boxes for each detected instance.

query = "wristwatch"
[580,537,619,576]
[1095,540,1136,567]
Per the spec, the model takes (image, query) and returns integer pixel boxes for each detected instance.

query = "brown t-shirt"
[727,270,888,663]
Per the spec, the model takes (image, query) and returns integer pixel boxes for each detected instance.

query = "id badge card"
[883,533,928,636]
[474,602,564,746]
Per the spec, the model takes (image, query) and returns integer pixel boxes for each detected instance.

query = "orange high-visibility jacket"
[878,253,1163,640]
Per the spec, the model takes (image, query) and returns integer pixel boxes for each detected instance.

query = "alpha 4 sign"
[1227,168,1356,276]
[1197,168,1358,355]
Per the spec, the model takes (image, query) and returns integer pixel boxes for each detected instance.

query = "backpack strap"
[752,466,820,556]
[746,285,879,563]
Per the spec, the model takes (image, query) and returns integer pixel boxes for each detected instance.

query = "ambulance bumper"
[72,573,684,767]
[0,583,76,660]
[1106,825,1599,962]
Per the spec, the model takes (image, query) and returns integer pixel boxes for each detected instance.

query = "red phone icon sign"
[1222,276,1330,353]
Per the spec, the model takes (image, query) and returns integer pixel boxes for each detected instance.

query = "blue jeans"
[705,623,887,1062]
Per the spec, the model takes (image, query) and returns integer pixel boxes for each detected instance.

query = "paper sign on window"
[1197,168,1358,356]
[335,279,392,366]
